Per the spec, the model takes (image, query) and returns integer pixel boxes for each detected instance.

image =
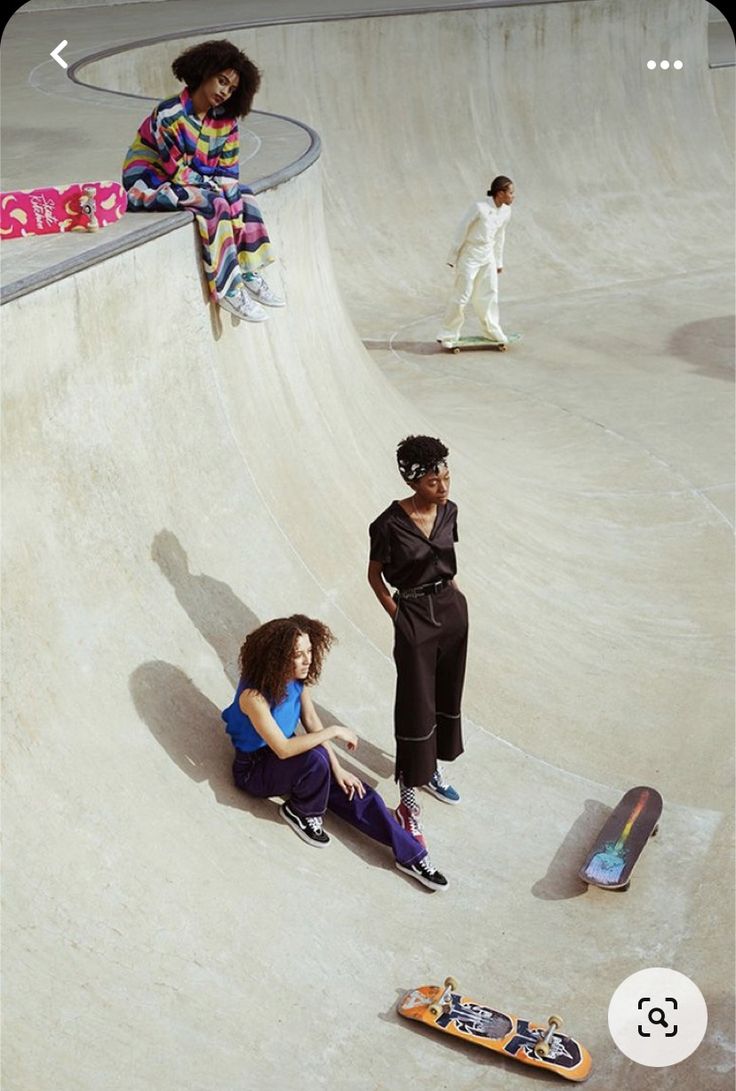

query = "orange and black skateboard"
[579,785,662,891]
[398,978,592,1081]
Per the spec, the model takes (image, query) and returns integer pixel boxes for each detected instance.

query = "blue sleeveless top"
[222,678,304,752]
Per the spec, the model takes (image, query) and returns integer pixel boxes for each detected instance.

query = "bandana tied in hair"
[398,458,448,483]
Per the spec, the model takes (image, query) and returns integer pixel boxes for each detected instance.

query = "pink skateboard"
[0,181,126,240]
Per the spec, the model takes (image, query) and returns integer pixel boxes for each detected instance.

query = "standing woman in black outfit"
[367,435,469,853]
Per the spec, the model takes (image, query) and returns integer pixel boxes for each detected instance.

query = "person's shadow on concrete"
[531,798,612,900]
[149,529,394,780]
[136,530,398,865]
[151,529,256,687]
[129,659,281,827]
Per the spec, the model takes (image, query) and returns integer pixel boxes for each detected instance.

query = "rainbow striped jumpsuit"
[123,88,273,300]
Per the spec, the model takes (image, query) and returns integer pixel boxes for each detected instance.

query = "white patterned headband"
[398,458,448,483]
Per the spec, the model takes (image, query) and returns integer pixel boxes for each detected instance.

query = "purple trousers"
[233,744,425,867]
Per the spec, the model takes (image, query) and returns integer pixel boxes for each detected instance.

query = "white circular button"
[608,968,708,1067]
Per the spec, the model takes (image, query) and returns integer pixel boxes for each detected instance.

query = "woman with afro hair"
[368,435,468,852]
[222,614,448,890]
[123,39,284,322]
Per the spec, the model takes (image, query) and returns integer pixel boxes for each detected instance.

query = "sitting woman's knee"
[306,744,331,770]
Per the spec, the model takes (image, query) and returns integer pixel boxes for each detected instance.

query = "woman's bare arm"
[240,689,356,759]
[368,560,397,619]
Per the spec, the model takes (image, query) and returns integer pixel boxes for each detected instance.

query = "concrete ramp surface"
[2,2,734,1089]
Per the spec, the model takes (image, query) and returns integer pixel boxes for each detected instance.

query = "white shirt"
[447,198,511,267]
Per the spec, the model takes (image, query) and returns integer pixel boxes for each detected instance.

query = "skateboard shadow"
[531,799,612,901]
[668,314,735,382]
[363,339,445,356]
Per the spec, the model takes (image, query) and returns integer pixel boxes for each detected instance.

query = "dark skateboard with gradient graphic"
[398,979,592,1081]
[579,786,662,891]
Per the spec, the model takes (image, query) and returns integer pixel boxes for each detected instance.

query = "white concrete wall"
[3,3,734,1089]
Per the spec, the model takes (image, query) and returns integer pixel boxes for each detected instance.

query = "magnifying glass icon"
[648,1007,668,1029]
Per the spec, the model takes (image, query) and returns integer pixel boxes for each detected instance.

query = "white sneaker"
[243,272,285,307]
[219,288,268,322]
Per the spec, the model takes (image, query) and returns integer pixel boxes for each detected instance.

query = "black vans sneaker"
[280,801,330,847]
[396,855,449,891]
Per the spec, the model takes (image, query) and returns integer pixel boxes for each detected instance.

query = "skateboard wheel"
[82,187,99,232]
[549,1015,563,1029]
[452,348,459,354]
[534,1040,551,1058]
[428,1004,441,1018]
[498,344,507,352]
[444,977,458,991]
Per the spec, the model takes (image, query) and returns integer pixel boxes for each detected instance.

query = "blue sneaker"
[424,766,460,805]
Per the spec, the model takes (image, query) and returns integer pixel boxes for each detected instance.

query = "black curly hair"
[238,615,335,706]
[172,40,261,118]
[396,434,449,479]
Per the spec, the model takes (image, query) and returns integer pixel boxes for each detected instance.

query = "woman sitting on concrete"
[123,39,284,322]
[222,614,448,890]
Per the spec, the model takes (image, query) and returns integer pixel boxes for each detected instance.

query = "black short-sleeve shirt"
[368,500,459,590]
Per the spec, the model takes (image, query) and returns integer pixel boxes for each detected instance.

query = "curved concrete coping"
[0,0,581,305]
[0,102,319,305]
[1,46,319,304]
[0,110,320,304]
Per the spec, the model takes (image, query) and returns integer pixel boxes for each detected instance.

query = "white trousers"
[437,256,506,343]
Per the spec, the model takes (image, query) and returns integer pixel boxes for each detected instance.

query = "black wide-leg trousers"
[392,583,468,787]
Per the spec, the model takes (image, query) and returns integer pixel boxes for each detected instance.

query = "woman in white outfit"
[437,175,514,347]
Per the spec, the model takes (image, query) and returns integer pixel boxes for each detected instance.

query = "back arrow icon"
[50,41,68,69]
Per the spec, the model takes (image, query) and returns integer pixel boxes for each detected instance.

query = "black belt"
[398,578,452,600]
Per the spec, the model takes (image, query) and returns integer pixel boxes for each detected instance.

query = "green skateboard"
[439,333,522,353]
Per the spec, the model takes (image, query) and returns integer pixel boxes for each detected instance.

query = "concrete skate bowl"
[2,2,733,1089]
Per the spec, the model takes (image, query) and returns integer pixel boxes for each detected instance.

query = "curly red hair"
[238,615,335,705]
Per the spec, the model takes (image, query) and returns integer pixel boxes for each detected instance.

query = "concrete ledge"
[0,107,320,304]
[1,0,587,302]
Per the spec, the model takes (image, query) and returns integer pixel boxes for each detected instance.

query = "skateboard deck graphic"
[441,333,522,353]
[0,181,126,240]
[579,786,662,890]
[398,979,592,1081]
